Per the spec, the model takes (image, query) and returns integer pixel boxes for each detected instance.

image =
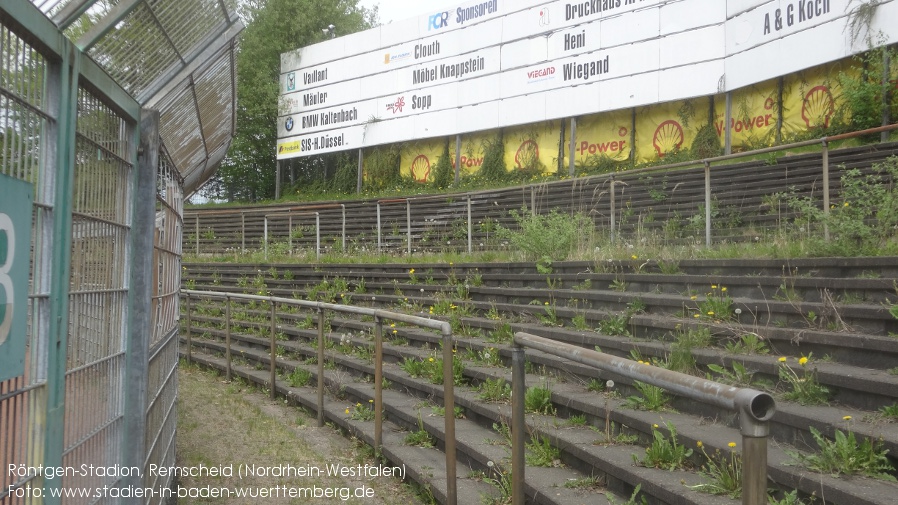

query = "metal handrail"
[181,289,458,505]
[512,331,776,505]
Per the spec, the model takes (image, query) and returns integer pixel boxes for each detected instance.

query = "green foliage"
[405,413,435,448]
[347,401,375,421]
[691,122,722,159]
[526,434,561,467]
[431,139,454,188]
[707,362,757,388]
[881,404,898,419]
[787,157,898,255]
[215,0,374,202]
[697,284,734,321]
[690,443,742,499]
[634,422,693,470]
[788,426,895,481]
[625,381,669,411]
[778,356,830,405]
[478,132,508,181]
[606,483,648,505]
[836,44,898,131]
[725,333,769,355]
[496,209,590,261]
[525,384,556,415]
[288,367,312,387]
[364,144,403,191]
[479,461,512,505]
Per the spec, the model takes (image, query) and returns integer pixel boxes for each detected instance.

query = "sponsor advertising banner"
[781,58,848,140]
[399,139,447,183]
[713,78,780,151]
[572,109,633,165]
[634,100,708,163]
[503,121,561,175]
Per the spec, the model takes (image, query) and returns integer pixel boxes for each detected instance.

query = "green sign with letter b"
[0,173,32,382]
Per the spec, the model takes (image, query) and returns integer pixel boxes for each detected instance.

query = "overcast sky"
[359,0,453,25]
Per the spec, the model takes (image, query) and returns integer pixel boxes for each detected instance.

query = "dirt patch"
[176,366,425,505]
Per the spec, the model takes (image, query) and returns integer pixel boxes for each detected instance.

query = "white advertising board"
[277,0,898,159]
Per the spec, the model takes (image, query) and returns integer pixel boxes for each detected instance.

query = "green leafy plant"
[479,460,512,505]
[633,421,693,470]
[881,404,898,419]
[405,412,436,448]
[697,284,733,321]
[787,426,895,481]
[496,209,590,261]
[690,441,742,498]
[778,355,830,405]
[725,333,769,355]
[525,383,556,415]
[707,362,756,388]
[347,401,375,421]
[625,381,669,411]
[606,483,648,505]
[526,433,561,467]
[288,367,312,387]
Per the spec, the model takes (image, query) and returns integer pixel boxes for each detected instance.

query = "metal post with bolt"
[511,345,526,505]
[225,295,232,381]
[374,316,384,456]
[317,307,325,427]
[442,327,457,505]
[269,300,277,399]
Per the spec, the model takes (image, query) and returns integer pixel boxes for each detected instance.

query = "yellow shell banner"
[570,109,632,166]
[454,130,497,176]
[781,59,851,140]
[713,78,779,152]
[399,138,447,183]
[634,100,709,163]
[502,121,562,175]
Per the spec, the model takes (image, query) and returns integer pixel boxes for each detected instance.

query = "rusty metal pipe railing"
[182,289,457,505]
[513,331,775,505]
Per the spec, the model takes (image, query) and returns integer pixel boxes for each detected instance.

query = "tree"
[214,0,376,202]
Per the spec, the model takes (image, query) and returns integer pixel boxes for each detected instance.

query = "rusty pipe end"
[735,388,776,437]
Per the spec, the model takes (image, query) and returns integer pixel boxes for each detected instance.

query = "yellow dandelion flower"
[778,357,787,362]
[694,314,700,318]
[392,330,397,334]
[345,408,350,414]
[690,295,697,300]
[711,284,718,289]
[728,442,737,448]
[843,415,852,421]
[631,255,637,260]
[652,424,659,429]
[390,323,395,328]
[721,287,727,292]
[369,399,374,403]
[696,441,703,448]
[356,403,361,407]
[409,268,415,274]
[798,356,808,366]
[843,202,849,207]
[428,357,434,362]
[544,301,549,306]
[707,311,715,316]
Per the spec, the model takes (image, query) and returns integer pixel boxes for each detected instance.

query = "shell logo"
[515,140,540,170]
[410,155,431,182]
[801,85,834,129]
[652,120,684,158]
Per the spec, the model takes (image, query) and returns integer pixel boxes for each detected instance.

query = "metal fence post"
[315,212,321,260]
[376,203,382,252]
[442,326,457,505]
[467,196,472,254]
[270,299,277,399]
[738,390,773,505]
[317,307,325,427]
[511,345,526,505]
[225,295,232,381]
[241,212,246,254]
[822,140,830,242]
[288,213,293,251]
[263,216,269,260]
[186,294,192,363]
[609,176,616,244]
[195,214,200,255]
[374,316,384,457]
[341,204,346,252]
[406,200,412,255]
[704,161,712,247]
